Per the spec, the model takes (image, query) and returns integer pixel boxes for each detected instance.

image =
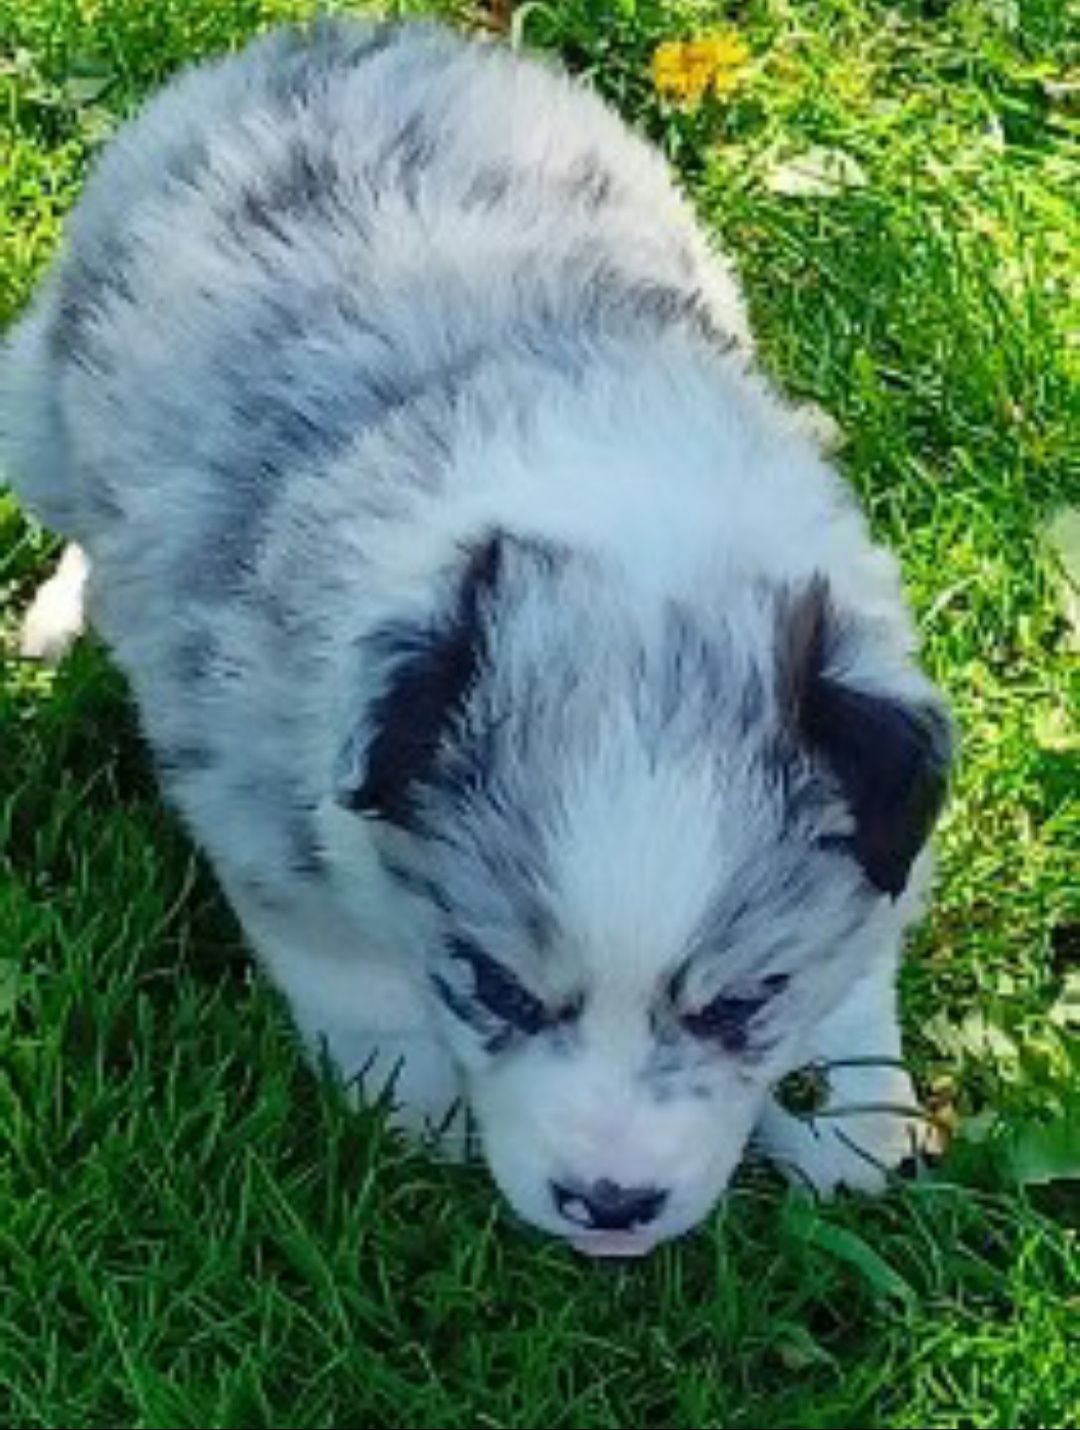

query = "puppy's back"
[0,18,746,563]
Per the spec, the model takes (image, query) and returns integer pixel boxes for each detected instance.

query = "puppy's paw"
[392,1097,477,1164]
[19,544,89,663]
[326,1031,473,1157]
[790,399,845,456]
[755,1077,939,1196]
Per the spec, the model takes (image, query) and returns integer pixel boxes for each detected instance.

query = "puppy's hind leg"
[20,542,90,663]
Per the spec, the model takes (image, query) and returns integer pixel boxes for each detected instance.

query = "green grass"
[1,1,1078,1425]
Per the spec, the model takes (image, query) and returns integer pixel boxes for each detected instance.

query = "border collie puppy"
[1,18,951,1255]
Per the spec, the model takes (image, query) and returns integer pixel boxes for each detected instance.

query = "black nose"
[551,1179,668,1231]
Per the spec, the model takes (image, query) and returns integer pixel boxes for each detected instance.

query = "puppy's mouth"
[570,1230,659,1259]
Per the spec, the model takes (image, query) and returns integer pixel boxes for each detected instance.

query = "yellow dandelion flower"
[651,33,751,105]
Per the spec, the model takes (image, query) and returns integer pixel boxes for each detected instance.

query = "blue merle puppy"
[1,18,951,1255]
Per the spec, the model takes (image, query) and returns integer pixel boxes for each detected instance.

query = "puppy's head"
[336,532,951,1253]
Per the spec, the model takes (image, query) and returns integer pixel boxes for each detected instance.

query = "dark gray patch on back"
[227,142,351,247]
[461,155,615,216]
[627,281,736,353]
[193,460,276,598]
[192,301,373,594]
[461,164,516,212]
[564,154,615,210]
[373,112,439,208]
[263,18,404,107]
[49,235,135,369]
[558,257,740,355]
[50,128,218,369]
[194,328,485,596]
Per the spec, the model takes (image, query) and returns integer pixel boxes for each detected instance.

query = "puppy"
[0,18,951,1255]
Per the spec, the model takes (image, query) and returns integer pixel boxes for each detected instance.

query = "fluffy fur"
[0,18,951,1254]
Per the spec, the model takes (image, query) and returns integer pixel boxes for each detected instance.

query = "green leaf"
[1006,1115,1080,1187]
[801,1219,917,1310]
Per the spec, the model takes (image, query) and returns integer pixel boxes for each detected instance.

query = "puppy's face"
[338,534,950,1253]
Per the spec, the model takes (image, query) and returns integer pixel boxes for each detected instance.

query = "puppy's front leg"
[230,889,467,1153]
[754,960,933,1195]
[315,1026,471,1158]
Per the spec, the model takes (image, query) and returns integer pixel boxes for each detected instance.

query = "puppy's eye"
[682,974,788,1052]
[440,940,549,1036]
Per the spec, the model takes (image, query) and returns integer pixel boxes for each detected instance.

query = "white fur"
[19,540,89,661]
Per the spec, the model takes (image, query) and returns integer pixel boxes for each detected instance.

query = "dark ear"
[777,577,953,898]
[334,534,504,826]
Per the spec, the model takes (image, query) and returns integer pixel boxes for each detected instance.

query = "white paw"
[387,1096,476,1163]
[321,1031,473,1158]
[755,1084,937,1197]
[792,400,845,455]
[19,544,89,663]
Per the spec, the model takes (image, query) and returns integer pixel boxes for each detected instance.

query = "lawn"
[0,1,1077,1426]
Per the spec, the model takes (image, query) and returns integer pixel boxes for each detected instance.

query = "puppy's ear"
[334,534,505,826]
[777,577,953,898]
